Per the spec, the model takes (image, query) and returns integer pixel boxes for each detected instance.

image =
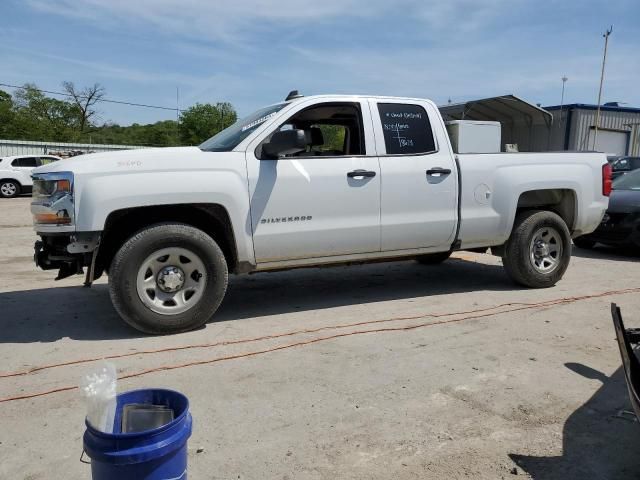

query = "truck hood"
[32,147,207,175]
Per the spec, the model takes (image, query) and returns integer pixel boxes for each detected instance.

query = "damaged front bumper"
[34,232,101,284]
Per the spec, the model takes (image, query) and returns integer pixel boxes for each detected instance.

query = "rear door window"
[12,157,38,167]
[377,103,436,155]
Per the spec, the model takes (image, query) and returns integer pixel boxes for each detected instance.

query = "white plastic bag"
[80,361,117,433]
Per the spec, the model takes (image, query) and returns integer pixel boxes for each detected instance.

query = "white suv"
[0,155,62,198]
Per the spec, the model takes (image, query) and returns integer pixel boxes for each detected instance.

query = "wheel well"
[515,189,577,231]
[0,178,21,186]
[96,204,238,274]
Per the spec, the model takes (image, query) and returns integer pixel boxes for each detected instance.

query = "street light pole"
[593,26,613,150]
[560,76,568,130]
[560,76,568,107]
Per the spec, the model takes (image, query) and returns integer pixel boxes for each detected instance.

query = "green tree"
[179,102,237,145]
[315,124,346,151]
[0,83,236,148]
[11,84,78,141]
[87,120,181,147]
[0,90,16,138]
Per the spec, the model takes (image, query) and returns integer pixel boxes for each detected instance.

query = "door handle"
[426,167,452,176]
[347,170,376,178]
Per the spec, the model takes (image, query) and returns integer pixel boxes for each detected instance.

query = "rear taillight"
[602,163,612,196]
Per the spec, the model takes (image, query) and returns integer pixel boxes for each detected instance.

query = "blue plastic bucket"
[83,388,192,480]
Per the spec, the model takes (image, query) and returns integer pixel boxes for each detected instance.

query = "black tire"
[416,251,452,265]
[0,180,20,198]
[109,223,228,334]
[502,210,571,288]
[573,236,596,249]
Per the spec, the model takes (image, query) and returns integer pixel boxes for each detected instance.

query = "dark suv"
[573,169,640,249]
[611,156,640,180]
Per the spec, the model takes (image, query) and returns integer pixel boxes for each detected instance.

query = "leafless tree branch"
[62,81,106,132]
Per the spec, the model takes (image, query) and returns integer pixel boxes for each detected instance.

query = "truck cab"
[226,96,459,265]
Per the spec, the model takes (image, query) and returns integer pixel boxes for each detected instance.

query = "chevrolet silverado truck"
[31,93,611,334]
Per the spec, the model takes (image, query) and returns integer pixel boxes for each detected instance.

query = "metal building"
[439,95,553,152]
[545,103,640,156]
[0,139,147,157]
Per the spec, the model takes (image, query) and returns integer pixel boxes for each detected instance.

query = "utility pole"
[560,76,568,129]
[176,87,180,123]
[593,26,613,150]
[176,87,180,145]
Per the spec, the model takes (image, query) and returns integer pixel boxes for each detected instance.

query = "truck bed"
[456,151,608,249]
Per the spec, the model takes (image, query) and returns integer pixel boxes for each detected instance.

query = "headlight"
[31,172,75,226]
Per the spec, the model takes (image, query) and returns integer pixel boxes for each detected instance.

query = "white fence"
[0,139,148,157]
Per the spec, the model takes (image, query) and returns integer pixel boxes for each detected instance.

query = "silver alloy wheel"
[529,226,562,274]
[136,247,207,315]
[1,182,17,196]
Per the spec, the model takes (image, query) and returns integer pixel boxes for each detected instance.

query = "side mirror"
[262,129,307,159]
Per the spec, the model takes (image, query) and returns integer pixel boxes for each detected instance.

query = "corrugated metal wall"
[0,139,148,157]
[544,108,640,154]
[510,124,552,152]
[546,111,568,151]
[569,109,640,152]
[631,125,640,156]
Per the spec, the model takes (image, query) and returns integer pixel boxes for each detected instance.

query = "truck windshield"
[199,102,288,152]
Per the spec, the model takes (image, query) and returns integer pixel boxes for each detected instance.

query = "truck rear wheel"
[502,210,571,288]
[109,223,228,334]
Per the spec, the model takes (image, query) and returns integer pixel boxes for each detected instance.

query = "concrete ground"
[1,196,639,479]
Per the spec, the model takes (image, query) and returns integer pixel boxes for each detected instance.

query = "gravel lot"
[1,196,639,479]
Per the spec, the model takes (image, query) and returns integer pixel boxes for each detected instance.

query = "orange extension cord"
[1,287,638,404]
[0,300,541,378]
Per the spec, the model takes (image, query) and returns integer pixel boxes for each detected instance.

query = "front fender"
[74,169,255,264]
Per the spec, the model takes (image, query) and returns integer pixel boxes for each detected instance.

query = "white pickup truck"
[31,93,611,334]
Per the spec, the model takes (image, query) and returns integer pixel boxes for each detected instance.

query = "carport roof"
[439,94,553,127]
[545,103,640,114]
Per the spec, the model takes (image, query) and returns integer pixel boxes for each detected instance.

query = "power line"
[0,82,183,112]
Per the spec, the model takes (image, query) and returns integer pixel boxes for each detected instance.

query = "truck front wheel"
[109,223,228,334]
[502,210,571,288]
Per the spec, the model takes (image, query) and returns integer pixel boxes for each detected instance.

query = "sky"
[1,0,638,126]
